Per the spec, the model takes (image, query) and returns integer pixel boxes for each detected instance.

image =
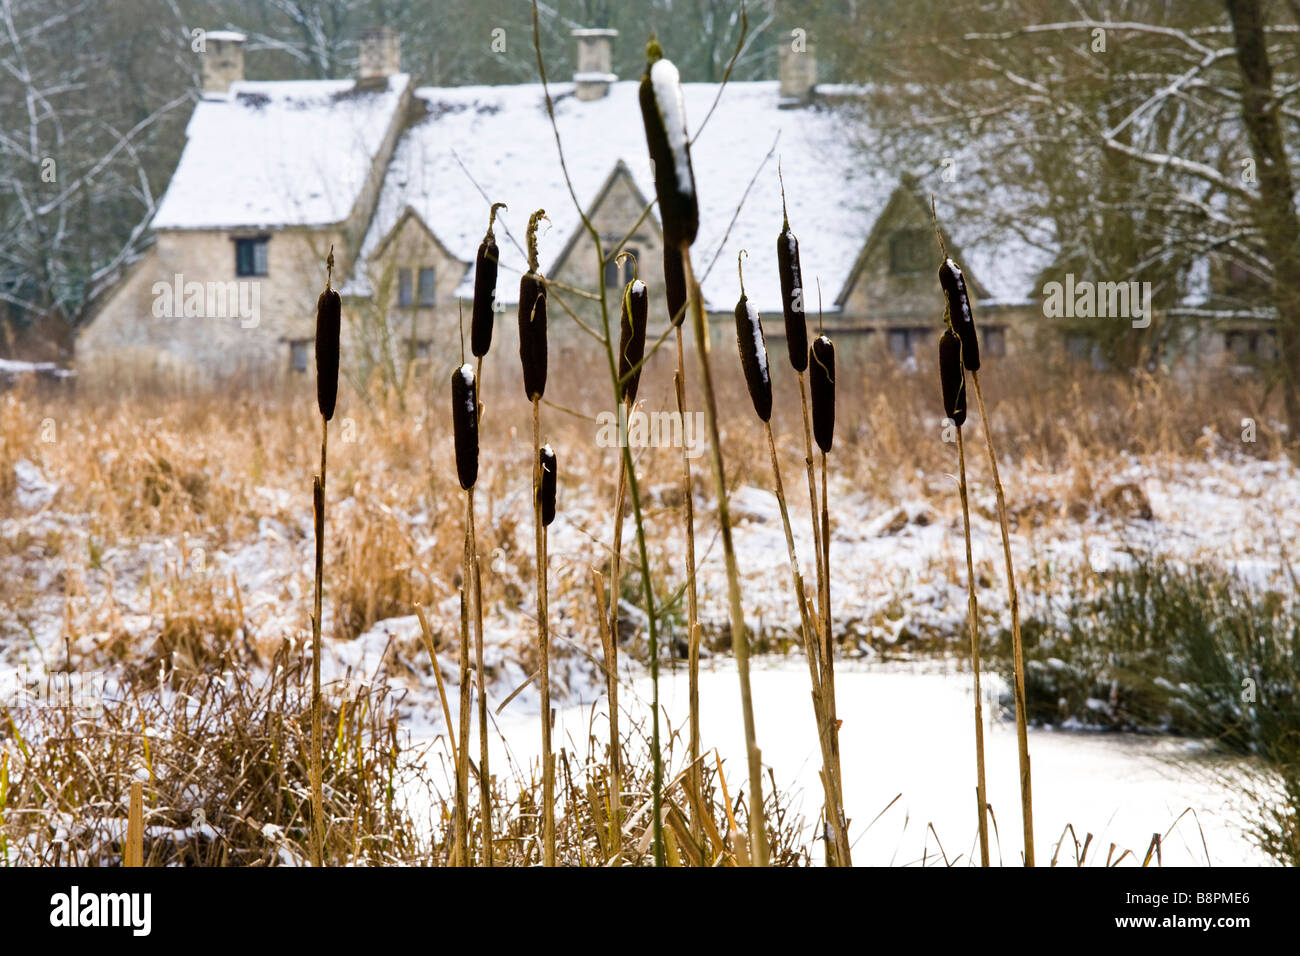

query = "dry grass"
[0,351,1291,866]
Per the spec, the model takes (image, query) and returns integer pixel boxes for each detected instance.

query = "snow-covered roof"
[352,80,909,311]
[152,74,410,231]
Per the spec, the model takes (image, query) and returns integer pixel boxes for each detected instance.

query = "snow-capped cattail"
[664,244,688,327]
[519,209,549,401]
[538,444,557,527]
[472,202,506,358]
[639,38,698,249]
[618,275,649,405]
[777,167,808,373]
[315,248,341,422]
[809,335,835,453]
[734,252,772,423]
[452,363,478,490]
[939,258,980,372]
[939,328,967,427]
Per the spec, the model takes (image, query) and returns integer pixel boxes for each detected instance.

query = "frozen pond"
[419,658,1274,866]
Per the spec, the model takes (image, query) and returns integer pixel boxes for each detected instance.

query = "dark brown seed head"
[518,274,547,401]
[518,209,549,402]
[639,45,699,249]
[618,278,649,405]
[538,444,557,527]
[809,335,835,453]
[939,257,980,372]
[315,286,341,421]
[776,167,808,372]
[939,329,967,427]
[471,203,505,358]
[735,297,772,423]
[451,363,478,491]
[517,273,548,400]
[663,243,688,328]
[777,226,808,373]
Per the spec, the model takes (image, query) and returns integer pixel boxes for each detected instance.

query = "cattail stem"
[955,426,990,867]
[310,418,327,867]
[532,397,555,866]
[467,486,492,866]
[971,370,1033,866]
[591,568,621,863]
[606,420,628,862]
[764,421,849,865]
[680,240,768,866]
[796,373,826,641]
[454,572,472,867]
[470,355,493,866]
[819,449,845,838]
[674,324,702,846]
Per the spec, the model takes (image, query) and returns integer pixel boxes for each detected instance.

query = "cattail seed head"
[939,257,980,371]
[777,167,808,372]
[809,334,835,453]
[664,243,688,328]
[939,328,967,427]
[452,363,479,490]
[618,277,649,405]
[778,227,808,373]
[734,253,772,422]
[538,444,557,527]
[315,286,341,422]
[519,209,549,401]
[639,42,699,249]
[471,202,506,358]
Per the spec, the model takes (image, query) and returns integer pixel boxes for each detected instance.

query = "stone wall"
[77,226,344,381]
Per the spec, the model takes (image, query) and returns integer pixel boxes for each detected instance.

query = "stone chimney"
[359,27,401,83]
[201,30,246,95]
[572,28,617,101]
[778,36,816,104]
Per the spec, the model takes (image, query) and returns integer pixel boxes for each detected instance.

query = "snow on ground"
[1,447,1294,863]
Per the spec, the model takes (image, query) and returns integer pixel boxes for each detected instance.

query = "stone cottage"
[80,27,1268,380]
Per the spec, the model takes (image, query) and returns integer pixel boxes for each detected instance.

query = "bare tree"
[843,1,1300,427]
[0,0,194,355]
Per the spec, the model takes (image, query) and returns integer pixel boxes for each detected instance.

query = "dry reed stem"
[591,568,621,864]
[673,324,702,845]
[599,400,629,863]
[819,450,847,846]
[532,398,555,866]
[471,359,493,866]
[467,493,492,865]
[680,239,769,867]
[125,780,143,867]
[310,419,327,867]
[796,373,826,647]
[971,370,1034,866]
[763,421,849,864]
[956,426,990,867]
[455,578,472,867]
[414,604,458,765]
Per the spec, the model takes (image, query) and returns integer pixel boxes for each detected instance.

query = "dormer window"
[417,267,436,306]
[397,267,436,308]
[234,236,269,277]
[888,229,930,275]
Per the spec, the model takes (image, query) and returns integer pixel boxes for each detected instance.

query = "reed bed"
[0,13,1293,868]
